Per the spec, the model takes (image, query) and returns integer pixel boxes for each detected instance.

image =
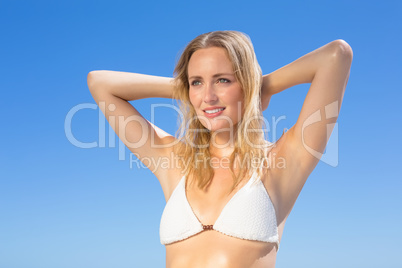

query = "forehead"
[187,47,233,76]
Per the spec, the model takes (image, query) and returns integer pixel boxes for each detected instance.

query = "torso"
[155,128,299,268]
[162,163,286,268]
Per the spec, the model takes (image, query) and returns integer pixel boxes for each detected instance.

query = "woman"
[87,31,352,268]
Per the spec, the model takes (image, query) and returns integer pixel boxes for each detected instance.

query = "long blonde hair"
[173,30,272,191]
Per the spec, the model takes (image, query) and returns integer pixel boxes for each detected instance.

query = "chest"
[185,172,251,225]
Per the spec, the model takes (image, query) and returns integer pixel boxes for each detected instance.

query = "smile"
[205,108,225,114]
[203,107,225,118]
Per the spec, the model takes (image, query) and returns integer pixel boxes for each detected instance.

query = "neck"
[209,129,236,158]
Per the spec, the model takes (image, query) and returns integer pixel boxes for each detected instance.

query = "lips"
[204,107,224,114]
[203,107,226,118]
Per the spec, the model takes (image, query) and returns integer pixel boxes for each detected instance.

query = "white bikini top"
[159,169,280,250]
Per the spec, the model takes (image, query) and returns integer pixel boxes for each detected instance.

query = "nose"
[203,83,217,103]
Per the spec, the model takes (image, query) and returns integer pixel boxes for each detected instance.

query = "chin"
[206,123,236,133]
[196,115,238,132]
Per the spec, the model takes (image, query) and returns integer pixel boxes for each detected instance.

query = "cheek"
[228,90,245,115]
[223,88,244,105]
[235,89,245,105]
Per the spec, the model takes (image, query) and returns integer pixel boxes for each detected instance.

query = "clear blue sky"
[1,0,401,267]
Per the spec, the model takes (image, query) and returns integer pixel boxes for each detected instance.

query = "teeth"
[205,108,224,114]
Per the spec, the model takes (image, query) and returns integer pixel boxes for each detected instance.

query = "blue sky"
[1,0,401,267]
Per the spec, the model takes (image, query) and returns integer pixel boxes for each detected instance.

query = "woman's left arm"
[261,40,352,110]
[262,40,353,221]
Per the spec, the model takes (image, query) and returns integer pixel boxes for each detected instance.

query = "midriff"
[165,230,278,268]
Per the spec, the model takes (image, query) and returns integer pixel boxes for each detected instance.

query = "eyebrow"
[188,73,235,80]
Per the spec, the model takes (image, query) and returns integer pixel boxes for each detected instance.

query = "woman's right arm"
[87,71,174,101]
[87,71,177,181]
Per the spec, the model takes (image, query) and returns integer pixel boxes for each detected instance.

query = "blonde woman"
[87,31,352,268]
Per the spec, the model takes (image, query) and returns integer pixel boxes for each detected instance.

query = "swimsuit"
[159,169,280,250]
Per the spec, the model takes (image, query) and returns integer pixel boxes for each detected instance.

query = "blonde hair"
[173,30,272,191]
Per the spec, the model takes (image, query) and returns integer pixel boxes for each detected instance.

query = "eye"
[190,80,202,86]
[217,78,230,83]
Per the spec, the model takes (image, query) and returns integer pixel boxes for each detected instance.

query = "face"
[188,47,244,132]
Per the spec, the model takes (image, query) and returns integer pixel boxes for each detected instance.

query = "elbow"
[329,39,353,62]
[87,70,104,92]
[87,71,96,91]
